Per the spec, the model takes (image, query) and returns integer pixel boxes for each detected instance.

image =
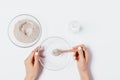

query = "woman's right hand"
[73,44,90,80]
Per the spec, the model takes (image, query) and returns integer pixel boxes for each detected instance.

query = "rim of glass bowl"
[8,14,42,48]
[39,36,71,71]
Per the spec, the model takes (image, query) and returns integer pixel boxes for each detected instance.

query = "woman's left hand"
[24,47,44,80]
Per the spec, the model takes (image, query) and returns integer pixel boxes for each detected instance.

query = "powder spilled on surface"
[14,19,40,43]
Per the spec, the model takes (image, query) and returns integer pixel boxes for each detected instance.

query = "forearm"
[25,76,36,80]
[80,70,90,80]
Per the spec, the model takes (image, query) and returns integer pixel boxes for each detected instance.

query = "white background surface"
[0,0,120,80]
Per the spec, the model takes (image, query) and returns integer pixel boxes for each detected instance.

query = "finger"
[73,53,76,57]
[39,46,44,53]
[72,45,80,52]
[81,44,87,51]
[73,56,78,60]
[81,44,89,62]
[29,47,38,60]
[38,46,45,58]
[34,52,40,67]
[72,44,85,49]
[26,51,35,62]
[77,47,85,61]
[85,50,89,63]
[84,49,89,63]
[33,47,39,52]
[72,44,85,52]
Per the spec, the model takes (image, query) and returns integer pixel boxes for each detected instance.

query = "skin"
[73,44,90,80]
[24,47,44,80]
[24,44,90,80]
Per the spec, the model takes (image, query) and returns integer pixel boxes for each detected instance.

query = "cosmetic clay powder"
[14,19,40,43]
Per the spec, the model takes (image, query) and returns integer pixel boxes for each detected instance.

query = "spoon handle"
[61,49,75,53]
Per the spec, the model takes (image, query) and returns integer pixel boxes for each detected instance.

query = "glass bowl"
[8,14,42,48]
[39,36,71,71]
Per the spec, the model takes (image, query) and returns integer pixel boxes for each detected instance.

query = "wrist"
[79,69,90,80]
[25,76,36,80]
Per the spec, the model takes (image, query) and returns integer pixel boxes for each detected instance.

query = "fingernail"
[78,47,81,50]
[35,52,38,55]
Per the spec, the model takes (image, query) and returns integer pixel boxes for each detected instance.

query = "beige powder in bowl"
[14,19,40,43]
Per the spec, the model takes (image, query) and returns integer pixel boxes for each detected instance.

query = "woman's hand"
[24,47,44,80]
[73,44,90,80]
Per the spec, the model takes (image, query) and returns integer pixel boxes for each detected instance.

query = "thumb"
[77,47,84,61]
[34,52,40,67]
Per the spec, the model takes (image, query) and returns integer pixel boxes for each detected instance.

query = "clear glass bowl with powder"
[39,36,71,71]
[8,14,42,48]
